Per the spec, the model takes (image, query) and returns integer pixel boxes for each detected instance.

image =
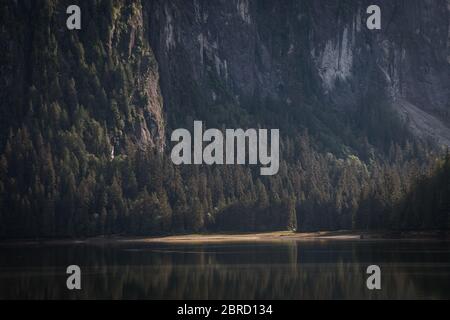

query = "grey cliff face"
[1,0,448,153]
[146,0,449,146]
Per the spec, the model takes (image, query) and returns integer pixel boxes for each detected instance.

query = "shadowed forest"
[0,1,449,238]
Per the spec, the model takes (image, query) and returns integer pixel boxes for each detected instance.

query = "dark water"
[0,239,450,300]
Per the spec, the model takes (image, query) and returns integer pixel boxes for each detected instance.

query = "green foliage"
[0,0,448,239]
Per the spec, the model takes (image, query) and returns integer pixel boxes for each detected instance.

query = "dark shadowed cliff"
[146,0,450,149]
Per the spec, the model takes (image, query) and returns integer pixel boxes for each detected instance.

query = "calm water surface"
[0,240,449,300]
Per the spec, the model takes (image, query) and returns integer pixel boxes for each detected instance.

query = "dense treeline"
[355,153,450,231]
[0,0,449,238]
[0,118,447,238]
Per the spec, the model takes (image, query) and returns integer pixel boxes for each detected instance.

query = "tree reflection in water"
[0,240,449,299]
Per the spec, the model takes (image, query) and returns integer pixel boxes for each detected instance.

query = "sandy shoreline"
[1,230,448,246]
[130,231,363,244]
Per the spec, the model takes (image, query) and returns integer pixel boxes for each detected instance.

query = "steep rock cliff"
[146,0,450,150]
[0,0,165,154]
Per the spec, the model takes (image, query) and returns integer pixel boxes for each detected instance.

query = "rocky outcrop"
[0,1,166,154]
[145,0,449,147]
[108,1,165,151]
